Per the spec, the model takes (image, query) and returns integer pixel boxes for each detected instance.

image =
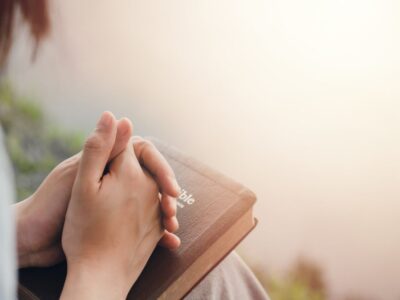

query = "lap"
[184,252,269,300]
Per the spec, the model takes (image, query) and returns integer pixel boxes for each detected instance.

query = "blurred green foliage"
[250,255,372,300]
[251,257,326,300]
[0,81,84,200]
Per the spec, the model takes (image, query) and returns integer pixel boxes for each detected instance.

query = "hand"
[16,113,180,268]
[131,136,181,248]
[61,113,164,299]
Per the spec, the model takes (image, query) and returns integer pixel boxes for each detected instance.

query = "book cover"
[19,139,257,300]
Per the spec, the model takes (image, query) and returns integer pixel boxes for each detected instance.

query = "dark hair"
[0,0,50,66]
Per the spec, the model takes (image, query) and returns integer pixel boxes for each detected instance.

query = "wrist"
[61,261,131,300]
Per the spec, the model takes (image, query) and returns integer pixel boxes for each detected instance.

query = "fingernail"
[97,111,113,129]
[173,216,179,231]
[171,178,181,195]
[119,117,133,135]
[173,236,181,249]
[171,199,177,216]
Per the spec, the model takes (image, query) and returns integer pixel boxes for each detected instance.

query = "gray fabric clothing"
[0,126,17,300]
[186,252,269,300]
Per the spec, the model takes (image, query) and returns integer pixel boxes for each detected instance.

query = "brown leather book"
[18,138,257,300]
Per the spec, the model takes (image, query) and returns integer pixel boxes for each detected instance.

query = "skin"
[61,112,166,299]
[15,113,181,269]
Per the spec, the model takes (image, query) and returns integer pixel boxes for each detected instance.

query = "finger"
[160,194,177,218]
[77,111,117,185]
[109,118,133,160]
[109,136,141,177]
[132,137,180,197]
[163,216,179,233]
[158,231,181,250]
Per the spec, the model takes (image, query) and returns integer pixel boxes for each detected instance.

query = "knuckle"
[137,138,155,153]
[62,153,80,167]
[54,154,80,176]
[84,134,106,153]
[132,135,144,143]
[143,139,155,150]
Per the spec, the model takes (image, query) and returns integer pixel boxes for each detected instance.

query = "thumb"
[109,137,141,178]
[76,111,117,186]
[109,117,133,160]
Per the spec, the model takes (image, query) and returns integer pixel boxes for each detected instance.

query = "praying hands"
[14,112,181,299]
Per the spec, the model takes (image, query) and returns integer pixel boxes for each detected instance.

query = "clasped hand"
[15,112,180,299]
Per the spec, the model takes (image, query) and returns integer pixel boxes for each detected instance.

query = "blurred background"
[2,0,400,299]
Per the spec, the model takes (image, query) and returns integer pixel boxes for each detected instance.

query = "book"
[18,138,257,300]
